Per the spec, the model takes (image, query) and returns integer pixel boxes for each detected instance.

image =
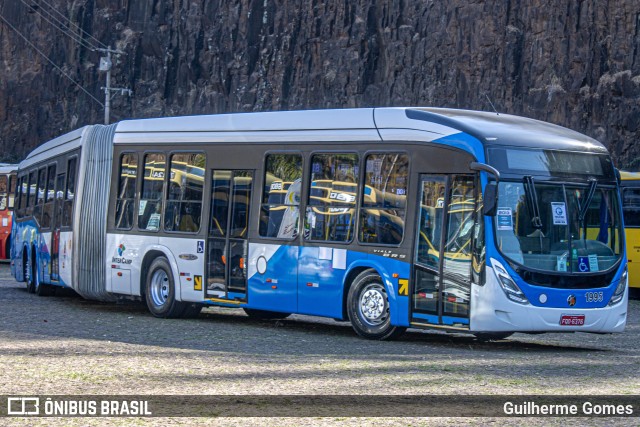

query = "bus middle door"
[50,172,66,282]
[206,170,254,302]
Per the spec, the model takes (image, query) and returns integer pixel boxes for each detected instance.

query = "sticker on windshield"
[551,202,567,225]
[496,208,513,230]
[588,254,599,272]
[577,256,590,272]
[556,256,568,272]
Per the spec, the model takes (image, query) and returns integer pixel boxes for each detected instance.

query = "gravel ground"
[0,263,638,426]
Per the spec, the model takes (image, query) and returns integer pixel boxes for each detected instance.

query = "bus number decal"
[585,292,603,303]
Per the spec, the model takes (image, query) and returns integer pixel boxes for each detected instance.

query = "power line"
[0,12,104,107]
[18,0,98,52]
[36,0,108,50]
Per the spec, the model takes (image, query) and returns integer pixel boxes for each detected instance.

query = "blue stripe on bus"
[442,316,469,326]
[247,243,412,326]
[412,312,438,323]
[411,313,470,326]
[432,132,486,163]
[13,219,69,288]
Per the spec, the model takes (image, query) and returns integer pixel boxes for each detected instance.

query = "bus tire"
[474,332,513,341]
[243,308,291,320]
[181,303,203,319]
[34,268,52,297]
[25,250,35,293]
[145,257,184,318]
[347,269,406,340]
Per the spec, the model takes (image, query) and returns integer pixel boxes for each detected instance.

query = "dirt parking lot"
[0,263,638,426]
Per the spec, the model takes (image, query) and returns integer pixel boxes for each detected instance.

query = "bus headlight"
[491,258,529,305]
[608,267,628,307]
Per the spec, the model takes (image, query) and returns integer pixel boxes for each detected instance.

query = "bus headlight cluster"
[608,267,627,307]
[491,259,530,305]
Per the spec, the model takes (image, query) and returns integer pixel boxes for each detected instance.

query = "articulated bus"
[620,171,640,289]
[0,164,17,260]
[11,108,628,339]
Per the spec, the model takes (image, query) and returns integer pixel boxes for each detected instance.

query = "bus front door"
[412,174,474,329]
[206,170,253,302]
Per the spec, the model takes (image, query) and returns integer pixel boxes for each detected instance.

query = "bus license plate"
[560,314,585,326]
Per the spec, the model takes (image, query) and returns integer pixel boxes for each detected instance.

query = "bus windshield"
[494,180,623,275]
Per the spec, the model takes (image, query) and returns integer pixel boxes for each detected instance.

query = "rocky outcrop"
[0,0,638,168]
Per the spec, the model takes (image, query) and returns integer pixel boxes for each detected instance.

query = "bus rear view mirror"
[483,183,498,216]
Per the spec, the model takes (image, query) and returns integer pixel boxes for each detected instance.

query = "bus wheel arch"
[342,266,370,320]
[346,268,406,340]
[144,255,184,318]
[139,250,168,298]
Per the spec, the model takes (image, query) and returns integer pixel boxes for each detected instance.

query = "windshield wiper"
[523,175,543,230]
[578,179,597,224]
[578,179,598,239]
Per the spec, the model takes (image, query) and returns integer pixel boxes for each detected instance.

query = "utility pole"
[98,46,132,125]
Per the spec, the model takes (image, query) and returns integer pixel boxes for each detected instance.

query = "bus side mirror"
[483,183,498,216]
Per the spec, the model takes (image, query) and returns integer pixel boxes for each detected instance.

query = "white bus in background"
[12,108,628,340]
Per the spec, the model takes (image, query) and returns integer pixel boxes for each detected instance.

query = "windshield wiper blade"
[578,179,598,223]
[523,175,543,229]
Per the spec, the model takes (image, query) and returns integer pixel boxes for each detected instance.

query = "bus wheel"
[243,308,291,320]
[145,257,184,318]
[25,251,35,293]
[347,269,406,340]
[474,332,513,341]
[181,303,203,319]
[34,267,52,296]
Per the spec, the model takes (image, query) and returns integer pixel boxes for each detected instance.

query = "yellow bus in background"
[621,171,640,289]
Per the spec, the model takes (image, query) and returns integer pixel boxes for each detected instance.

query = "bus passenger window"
[20,176,29,218]
[115,154,138,230]
[41,164,56,229]
[55,173,66,228]
[15,176,25,218]
[304,153,359,243]
[27,170,37,217]
[8,173,16,209]
[623,188,640,227]
[259,153,302,239]
[359,153,409,245]
[34,168,47,224]
[138,154,165,231]
[0,175,7,211]
[164,153,205,233]
[62,157,78,227]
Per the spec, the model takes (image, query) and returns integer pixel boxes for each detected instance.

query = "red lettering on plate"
[560,315,585,326]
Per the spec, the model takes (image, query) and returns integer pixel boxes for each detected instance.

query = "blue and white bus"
[11,108,628,339]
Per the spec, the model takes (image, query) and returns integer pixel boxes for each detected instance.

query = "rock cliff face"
[0,0,638,168]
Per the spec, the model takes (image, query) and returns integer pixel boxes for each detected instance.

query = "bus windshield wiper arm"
[523,175,543,229]
[578,179,598,224]
[578,179,598,240]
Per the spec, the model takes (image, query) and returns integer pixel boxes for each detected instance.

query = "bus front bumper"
[470,269,628,334]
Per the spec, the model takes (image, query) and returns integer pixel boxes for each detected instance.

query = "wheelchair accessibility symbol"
[197,240,204,254]
[577,256,590,272]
